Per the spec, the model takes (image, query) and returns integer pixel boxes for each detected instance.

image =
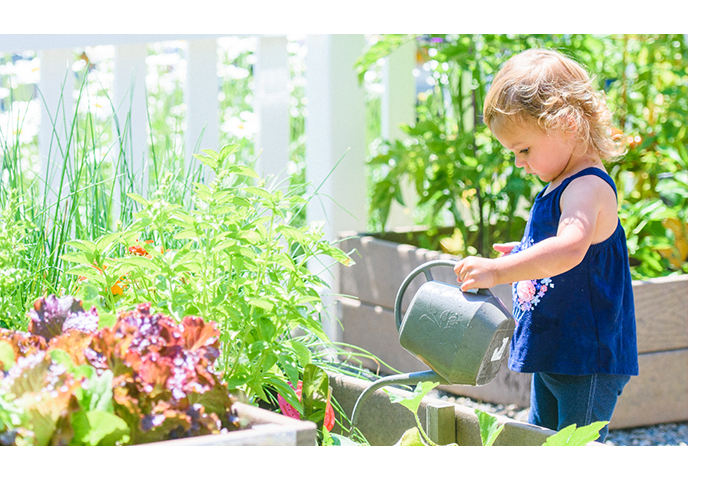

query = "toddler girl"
[454,48,638,442]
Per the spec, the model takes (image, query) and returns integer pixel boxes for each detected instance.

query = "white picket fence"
[0,33,418,340]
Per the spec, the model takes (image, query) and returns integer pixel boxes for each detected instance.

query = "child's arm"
[454,176,618,291]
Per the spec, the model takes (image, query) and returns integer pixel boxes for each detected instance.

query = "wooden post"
[381,40,418,230]
[38,48,75,210]
[114,43,149,206]
[185,38,219,183]
[426,402,456,445]
[254,35,290,187]
[304,34,367,342]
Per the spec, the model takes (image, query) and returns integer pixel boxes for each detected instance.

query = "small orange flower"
[77,264,127,297]
[129,239,156,258]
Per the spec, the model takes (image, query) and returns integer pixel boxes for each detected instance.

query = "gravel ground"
[429,389,688,446]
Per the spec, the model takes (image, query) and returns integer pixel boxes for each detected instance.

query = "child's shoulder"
[562,169,617,206]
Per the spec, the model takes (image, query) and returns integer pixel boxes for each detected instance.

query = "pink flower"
[516,280,536,303]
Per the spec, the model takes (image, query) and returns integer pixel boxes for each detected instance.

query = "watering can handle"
[394,259,492,332]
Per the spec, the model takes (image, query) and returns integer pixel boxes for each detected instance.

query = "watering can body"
[395,260,515,386]
[350,260,516,430]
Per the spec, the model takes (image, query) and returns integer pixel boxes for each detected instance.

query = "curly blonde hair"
[483,49,623,161]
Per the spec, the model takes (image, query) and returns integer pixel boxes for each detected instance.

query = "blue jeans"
[528,372,631,443]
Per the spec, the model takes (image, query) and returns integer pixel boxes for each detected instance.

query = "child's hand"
[454,256,496,292]
[493,242,519,257]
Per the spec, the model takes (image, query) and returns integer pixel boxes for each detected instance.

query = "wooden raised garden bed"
[328,371,573,446]
[143,403,317,446]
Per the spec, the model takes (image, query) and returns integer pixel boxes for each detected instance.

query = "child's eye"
[519,148,529,154]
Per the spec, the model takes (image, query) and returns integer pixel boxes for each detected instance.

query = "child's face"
[492,120,576,184]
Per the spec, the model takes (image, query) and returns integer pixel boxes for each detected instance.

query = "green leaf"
[97,313,117,329]
[236,229,263,244]
[217,143,240,160]
[60,251,94,265]
[126,192,150,207]
[277,224,306,243]
[84,370,116,413]
[0,340,15,371]
[475,410,504,446]
[65,239,97,253]
[249,298,274,312]
[193,153,218,170]
[71,409,130,446]
[173,229,200,241]
[66,266,105,284]
[229,164,259,179]
[322,245,355,267]
[386,381,438,415]
[395,426,426,446]
[301,364,330,428]
[542,421,608,446]
[327,432,361,446]
[116,256,158,272]
[355,34,417,82]
[244,186,273,200]
[289,340,312,367]
[211,238,236,254]
[48,349,75,371]
[96,232,123,254]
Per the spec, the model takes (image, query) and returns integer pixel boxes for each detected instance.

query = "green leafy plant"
[0,190,33,330]
[60,143,355,407]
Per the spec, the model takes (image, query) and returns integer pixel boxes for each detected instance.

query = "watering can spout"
[350,370,449,431]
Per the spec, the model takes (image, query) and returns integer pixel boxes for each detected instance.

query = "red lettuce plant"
[28,294,99,340]
[84,302,237,443]
[0,296,244,445]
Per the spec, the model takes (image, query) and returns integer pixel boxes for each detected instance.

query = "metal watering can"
[350,260,516,428]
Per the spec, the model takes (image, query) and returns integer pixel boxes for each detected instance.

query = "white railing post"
[381,40,418,230]
[113,43,149,203]
[305,34,367,342]
[38,48,75,211]
[254,35,290,186]
[185,38,219,182]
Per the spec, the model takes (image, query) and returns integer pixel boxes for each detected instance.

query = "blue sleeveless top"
[508,167,639,376]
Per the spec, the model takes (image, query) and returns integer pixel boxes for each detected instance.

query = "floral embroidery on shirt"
[514,277,554,313]
[511,237,554,317]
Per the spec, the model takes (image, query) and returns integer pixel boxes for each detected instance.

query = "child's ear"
[563,114,579,142]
